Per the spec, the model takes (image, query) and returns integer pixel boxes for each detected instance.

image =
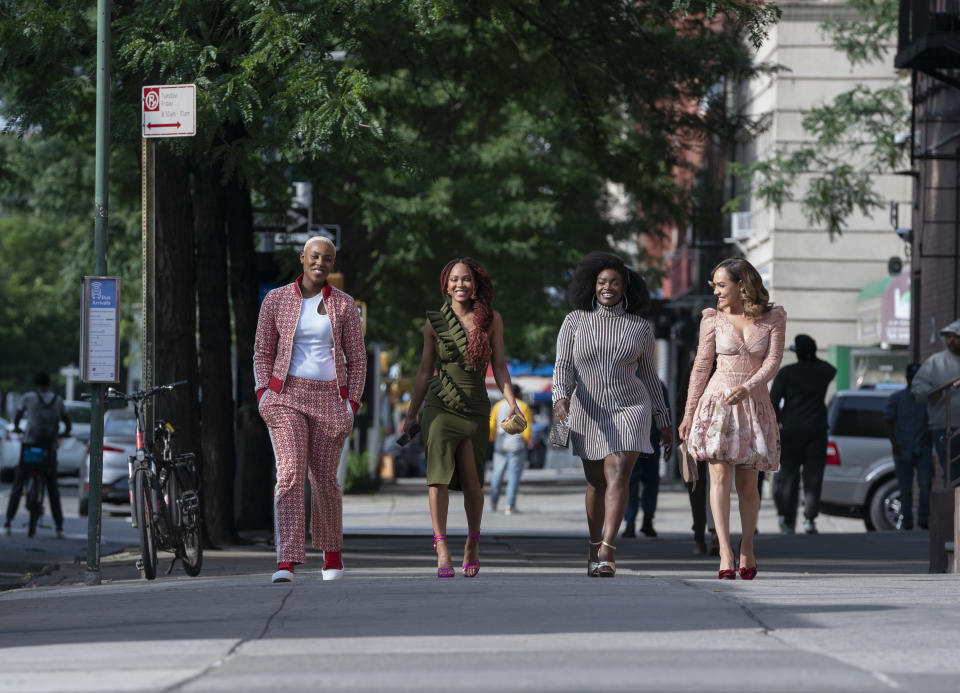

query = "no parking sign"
[142,84,196,138]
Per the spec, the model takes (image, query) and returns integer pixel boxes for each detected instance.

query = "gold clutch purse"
[500,414,527,435]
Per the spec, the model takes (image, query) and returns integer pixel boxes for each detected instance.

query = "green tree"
[1,0,779,538]
[297,0,772,362]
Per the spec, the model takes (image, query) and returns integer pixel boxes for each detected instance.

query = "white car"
[0,400,90,480]
[78,408,136,516]
[0,417,19,482]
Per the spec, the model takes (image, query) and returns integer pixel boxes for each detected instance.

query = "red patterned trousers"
[259,375,353,563]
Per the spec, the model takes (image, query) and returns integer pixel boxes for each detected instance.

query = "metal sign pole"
[85,0,111,587]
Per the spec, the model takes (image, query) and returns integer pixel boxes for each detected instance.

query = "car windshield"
[830,394,890,438]
[104,414,136,437]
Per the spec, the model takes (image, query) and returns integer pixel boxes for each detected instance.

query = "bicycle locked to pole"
[85,380,202,579]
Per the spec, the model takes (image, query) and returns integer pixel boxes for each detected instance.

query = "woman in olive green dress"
[401,258,524,578]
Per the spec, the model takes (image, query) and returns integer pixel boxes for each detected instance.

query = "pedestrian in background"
[402,258,523,578]
[770,334,836,535]
[255,236,367,584]
[4,372,70,538]
[911,319,960,485]
[885,363,931,530]
[553,252,672,578]
[622,379,670,539]
[679,258,786,580]
[489,384,533,515]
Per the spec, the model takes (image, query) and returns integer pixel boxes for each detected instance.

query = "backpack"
[30,392,60,444]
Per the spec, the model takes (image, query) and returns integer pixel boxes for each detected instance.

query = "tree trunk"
[194,160,237,545]
[225,175,273,530]
[154,146,200,466]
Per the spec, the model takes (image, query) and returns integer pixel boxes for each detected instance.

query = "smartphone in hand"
[397,422,421,446]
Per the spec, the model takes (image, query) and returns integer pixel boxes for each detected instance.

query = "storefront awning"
[856,270,910,346]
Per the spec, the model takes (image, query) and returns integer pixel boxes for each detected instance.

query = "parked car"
[0,417,18,482]
[57,400,92,477]
[0,399,91,481]
[78,408,136,516]
[820,388,902,531]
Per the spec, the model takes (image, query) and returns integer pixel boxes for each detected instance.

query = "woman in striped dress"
[553,252,672,577]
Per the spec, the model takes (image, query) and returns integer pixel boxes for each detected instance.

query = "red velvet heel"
[718,569,736,580]
[737,539,757,580]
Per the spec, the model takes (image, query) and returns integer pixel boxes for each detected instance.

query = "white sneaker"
[322,566,344,581]
[271,569,294,583]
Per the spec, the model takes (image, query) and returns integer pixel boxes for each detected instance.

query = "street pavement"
[1,472,957,692]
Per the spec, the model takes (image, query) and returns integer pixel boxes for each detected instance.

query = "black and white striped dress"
[552,303,670,460]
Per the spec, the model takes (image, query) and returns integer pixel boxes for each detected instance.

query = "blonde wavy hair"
[710,258,773,320]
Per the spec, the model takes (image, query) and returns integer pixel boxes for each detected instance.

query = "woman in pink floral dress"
[678,259,786,581]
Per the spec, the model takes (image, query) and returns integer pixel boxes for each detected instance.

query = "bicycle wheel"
[135,467,158,580]
[169,462,202,576]
[26,475,42,538]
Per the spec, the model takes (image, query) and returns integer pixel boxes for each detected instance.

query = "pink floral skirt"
[687,380,780,471]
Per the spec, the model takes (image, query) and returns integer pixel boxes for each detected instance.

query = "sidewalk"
[2,475,957,692]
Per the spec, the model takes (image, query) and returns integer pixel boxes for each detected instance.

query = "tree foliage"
[0,0,778,531]
[727,0,906,237]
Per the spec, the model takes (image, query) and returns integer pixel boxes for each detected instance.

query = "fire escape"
[895,1,960,572]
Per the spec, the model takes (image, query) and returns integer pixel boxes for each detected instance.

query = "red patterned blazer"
[254,277,367,414]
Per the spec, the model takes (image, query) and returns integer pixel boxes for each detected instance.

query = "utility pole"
[86,0,111,586]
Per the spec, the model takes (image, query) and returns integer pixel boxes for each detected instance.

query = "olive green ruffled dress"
[422,302,491,490]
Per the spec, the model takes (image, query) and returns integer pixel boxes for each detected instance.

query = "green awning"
[857,275,892,303]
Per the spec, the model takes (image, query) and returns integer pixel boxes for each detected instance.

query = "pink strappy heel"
[433,535,454,578]
[462,531,481,578]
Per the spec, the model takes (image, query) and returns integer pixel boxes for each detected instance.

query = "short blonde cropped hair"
[302,235,336,255]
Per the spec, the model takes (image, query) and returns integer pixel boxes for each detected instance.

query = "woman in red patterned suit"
[254,236,366,583]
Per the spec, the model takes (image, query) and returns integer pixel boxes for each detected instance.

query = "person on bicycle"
[255,236,367,583]
[3,372,71,538]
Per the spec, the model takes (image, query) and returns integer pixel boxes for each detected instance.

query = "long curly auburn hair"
[440,258,494,369]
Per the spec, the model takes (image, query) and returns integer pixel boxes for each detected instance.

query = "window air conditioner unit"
[729,211,756,240]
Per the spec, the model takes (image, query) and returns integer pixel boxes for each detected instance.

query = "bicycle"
[20,440,56,537]
[88,381,202,579]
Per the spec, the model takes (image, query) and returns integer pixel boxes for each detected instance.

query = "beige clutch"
[500,414,527,435]
[678,441,699,488]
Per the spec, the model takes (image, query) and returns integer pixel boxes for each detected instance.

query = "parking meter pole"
[85,0,111,587]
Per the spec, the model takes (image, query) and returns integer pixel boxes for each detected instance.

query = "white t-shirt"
[289,293,337,381]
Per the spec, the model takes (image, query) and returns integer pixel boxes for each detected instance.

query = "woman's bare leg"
[708,461,735,571]
[428,484,452,572]
[455,438,483,573]
[582,459,605,564]
[600,452,639,564]
[735,467,760,568]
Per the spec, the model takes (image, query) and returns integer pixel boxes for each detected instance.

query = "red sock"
[277,561,295,572]
[323,551,342,570]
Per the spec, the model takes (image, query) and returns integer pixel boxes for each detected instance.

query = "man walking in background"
[489,385,533,515]
[912,319,960,485]
[623,379,670,538]
[771,335,837,535]
[885,363,931,530]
